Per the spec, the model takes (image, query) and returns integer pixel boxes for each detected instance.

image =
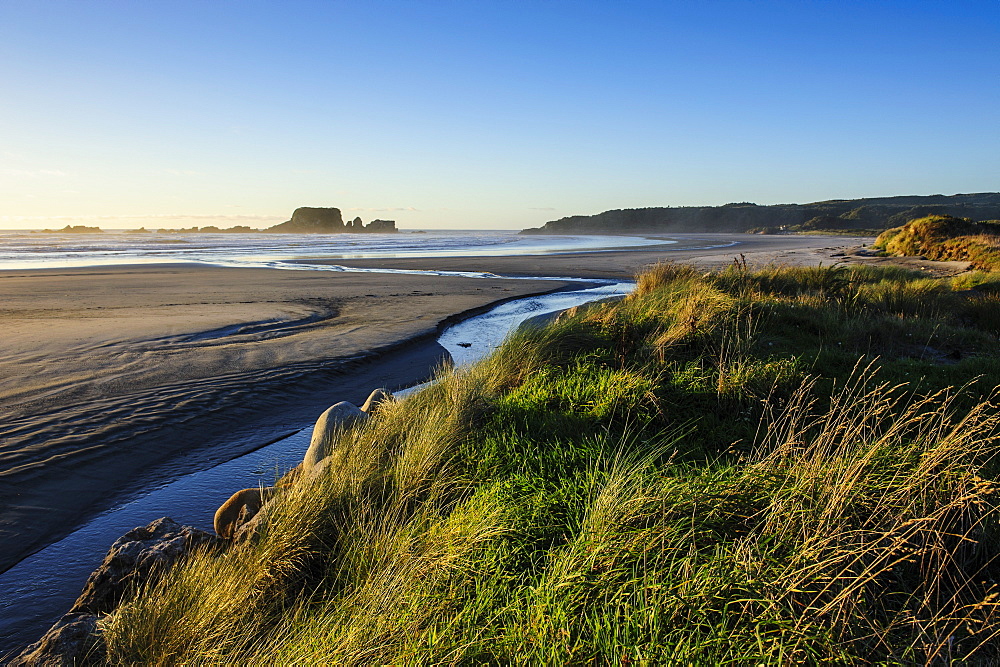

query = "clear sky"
[1,0,998,230]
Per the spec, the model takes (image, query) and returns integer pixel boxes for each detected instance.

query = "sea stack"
[366,219,397,232]
[264,208,398,233]
[265,207,345,233]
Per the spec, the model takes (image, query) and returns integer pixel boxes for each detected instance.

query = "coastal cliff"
[521,192,1000,235]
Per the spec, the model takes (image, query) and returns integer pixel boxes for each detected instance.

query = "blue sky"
[1,0,997,229]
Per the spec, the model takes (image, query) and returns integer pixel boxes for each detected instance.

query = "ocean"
[0,229,673,271]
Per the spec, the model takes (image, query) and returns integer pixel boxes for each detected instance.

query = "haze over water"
[0,230,674,271]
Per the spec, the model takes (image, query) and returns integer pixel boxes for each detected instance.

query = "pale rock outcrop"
[361,388,394,415]
[302,401,367,471]
[232,493,281,544]
[213,487,277,540]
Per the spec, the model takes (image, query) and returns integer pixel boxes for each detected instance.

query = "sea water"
[0,229,672,270]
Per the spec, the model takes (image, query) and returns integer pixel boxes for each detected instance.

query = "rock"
[231,493,280,544]
[214,487,276,540]
[262,208,397,233]
[365,219,397,233]
[40,225,102,234]
[13,518,218,666]
[72,517,220,615]
[360,388,393,414]
[303,401,367,471]
[311,453,339,477]
[10,613,102,666]
[277,463,302,487]
[265,207,345,233]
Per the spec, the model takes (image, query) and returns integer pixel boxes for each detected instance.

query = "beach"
[0,233,886,575]
[0,263,576,572]
[321,232,878,277]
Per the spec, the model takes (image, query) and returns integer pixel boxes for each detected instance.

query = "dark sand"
[0,264,575,572]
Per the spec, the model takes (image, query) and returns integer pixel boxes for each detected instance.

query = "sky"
[1,1,998,230]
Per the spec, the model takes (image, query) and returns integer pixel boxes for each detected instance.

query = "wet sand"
[0,264,575,572]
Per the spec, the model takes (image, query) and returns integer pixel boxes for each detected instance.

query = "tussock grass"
[101,263,1000,663]
[877,215,1000,270]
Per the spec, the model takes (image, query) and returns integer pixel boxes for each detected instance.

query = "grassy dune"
[101,264,1000,664]
[876,215,1000,270]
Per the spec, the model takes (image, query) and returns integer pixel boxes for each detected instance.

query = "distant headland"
[521,192,1000,235]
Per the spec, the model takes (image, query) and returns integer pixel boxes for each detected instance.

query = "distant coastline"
[522,192,1000,236]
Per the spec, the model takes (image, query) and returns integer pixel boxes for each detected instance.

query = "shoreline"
[0,263,579,573]
[303,232,877,278]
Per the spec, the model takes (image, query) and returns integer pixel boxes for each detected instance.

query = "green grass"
[99,263,1000,664]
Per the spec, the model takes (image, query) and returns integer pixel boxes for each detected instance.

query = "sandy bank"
[314,233,877,278]
[0,264,575,572]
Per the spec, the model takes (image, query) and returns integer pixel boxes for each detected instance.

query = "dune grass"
[100,263,1000,664]
[876,215,1000,271]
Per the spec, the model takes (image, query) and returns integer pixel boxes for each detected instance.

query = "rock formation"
[73,518,220,614]
[265,207,346,233]
[40,225,102,234]
[263,208,398,233]
[13,517,219,666]
[365,219,397,233]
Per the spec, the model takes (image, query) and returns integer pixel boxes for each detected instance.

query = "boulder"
[360,388,393,415]
[13,517,218,666]
[214,487,276,540]
[303,401,367,471]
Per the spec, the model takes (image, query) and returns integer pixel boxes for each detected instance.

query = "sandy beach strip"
[312,233,878,278]
[0,263,577,572]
